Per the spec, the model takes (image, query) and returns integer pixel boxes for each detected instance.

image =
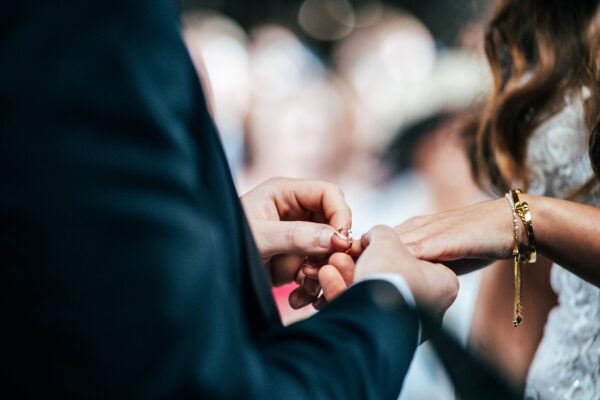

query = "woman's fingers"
[395,218,457,261]
[404,238,441,261]
[394,215,431,235]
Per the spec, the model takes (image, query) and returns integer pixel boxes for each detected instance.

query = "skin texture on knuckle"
[324,184,348,207]
[398,215,428,232]
[408,235,446,261]
[405,240,424,259]
[332,185,345,200]
[285,223,301,252]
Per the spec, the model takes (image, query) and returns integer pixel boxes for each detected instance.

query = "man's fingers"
[345,238,364,257]
[262,221,351,257]
[302,277,321,296]
[270,254,305,286]
[273,178,352,234]
[331,231,353,252]
[328,253,355,285]
[298,180,352,232]
[361,225,399,248]
[295,268,305,285]
[289,286,317,310]
[302,262,323,280]
[312,295,328,310]
[318,265,348,302]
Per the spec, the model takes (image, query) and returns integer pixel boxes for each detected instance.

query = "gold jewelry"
[337,226,353,238]
[506,192,523,325]
[516,202,537,263]
[506,189,538,327]
[506,189,523,328]
[509,189,537,262]
[505,193,521,247]
[506,189,525,327]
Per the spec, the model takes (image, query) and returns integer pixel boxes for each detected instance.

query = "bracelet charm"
[505,189,537,327]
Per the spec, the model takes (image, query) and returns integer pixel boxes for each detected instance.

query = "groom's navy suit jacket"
[0,0,516,399]
[0,1,419,398]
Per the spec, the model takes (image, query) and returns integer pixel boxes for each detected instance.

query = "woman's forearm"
[526,194,600,286]
[395,192,600,287]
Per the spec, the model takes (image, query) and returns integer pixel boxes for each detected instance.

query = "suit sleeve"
[0,0,418,398]
[3,118,418,399]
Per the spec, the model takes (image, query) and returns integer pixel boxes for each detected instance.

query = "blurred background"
[178,1,492,398]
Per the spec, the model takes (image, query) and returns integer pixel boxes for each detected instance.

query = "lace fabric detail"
[524,91,600,400]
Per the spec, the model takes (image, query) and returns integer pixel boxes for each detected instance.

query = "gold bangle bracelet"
[506,189,539,327]
[510,189,522,210]
[506,189,524,327]
[510,189,537,263]
[517,202,537,264]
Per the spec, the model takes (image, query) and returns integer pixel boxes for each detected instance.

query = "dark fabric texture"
[0,1,420,398]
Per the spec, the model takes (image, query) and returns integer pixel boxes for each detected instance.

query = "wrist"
[499,197,519,258]
[519,193,546,253]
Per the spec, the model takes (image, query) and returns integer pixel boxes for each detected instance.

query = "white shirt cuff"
[356,274,422,346]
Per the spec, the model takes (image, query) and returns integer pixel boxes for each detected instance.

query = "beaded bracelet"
[505,193,521,250]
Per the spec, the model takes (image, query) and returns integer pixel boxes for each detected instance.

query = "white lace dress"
[524,90,600,400]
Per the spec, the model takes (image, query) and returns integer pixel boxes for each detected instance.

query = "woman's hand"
[394,198,516,267]
[241,177,354,308]
[315,225,460,333]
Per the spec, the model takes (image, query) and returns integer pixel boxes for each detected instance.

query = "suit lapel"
[188,78,281,330]
[211,129,281,330]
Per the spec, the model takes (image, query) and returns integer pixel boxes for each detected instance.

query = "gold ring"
[337,226,350,234]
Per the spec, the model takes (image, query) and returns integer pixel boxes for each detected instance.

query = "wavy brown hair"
[469,0,600,195]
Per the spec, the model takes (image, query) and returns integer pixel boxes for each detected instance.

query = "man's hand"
[295,252,357,308]
[241,177,354,309]
[355,225,459,327]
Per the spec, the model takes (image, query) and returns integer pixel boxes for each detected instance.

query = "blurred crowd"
[182,1,491,398]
